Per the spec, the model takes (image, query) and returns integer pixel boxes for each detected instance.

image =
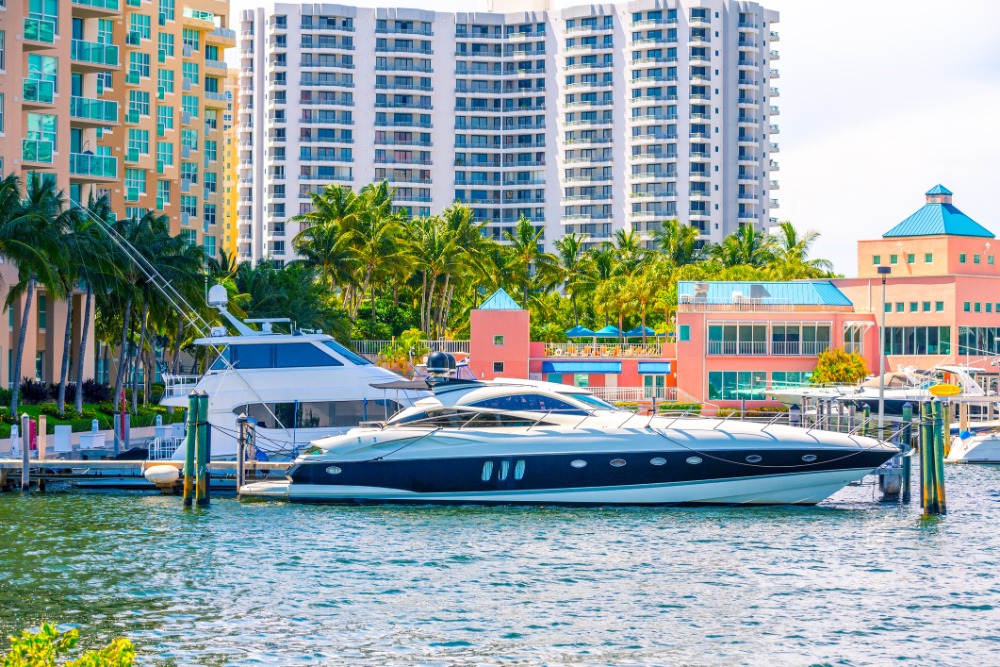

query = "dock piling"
[862,404,871,437]
[183,392,197,506]
[901,403,913,503]
[20,414,29,492]
[931,399,947,514]
[236,413,247,492]
[196,391,210,505]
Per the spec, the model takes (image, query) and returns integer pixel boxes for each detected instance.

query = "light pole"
[877,265,891,427]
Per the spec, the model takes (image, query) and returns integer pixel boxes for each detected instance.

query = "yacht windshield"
[567,393,616,411]
[469,393,588,416]
[324,340,373,366]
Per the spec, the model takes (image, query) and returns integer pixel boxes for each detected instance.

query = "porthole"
[571,459,587,468]
[499,460,510,481]
[650,457,667,466]
[686,456,703,465]
[802,454,818,462]
[325,466,342,475]
[514,460,525,480]
[610,458,627,467]
[481,461,494,481]
[746,455,762,463]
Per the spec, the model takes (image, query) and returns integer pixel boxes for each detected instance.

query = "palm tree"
[1,173,66,415]
[504,216,559,308]
[345,182,409,323]
[653,219,706,266]
[628,265,661,345]
[290,183,361,301]
[554,232,596,326]
[711,224,775,268]
[611,229,647,277]
[772,221,835,278]
[594,275,633,342]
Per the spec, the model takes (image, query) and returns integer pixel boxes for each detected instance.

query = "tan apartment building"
[100,0,235,259]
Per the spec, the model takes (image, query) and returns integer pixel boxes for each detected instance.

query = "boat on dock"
[241,354,899,506]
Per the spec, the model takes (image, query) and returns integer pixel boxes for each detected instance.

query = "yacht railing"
[352,339,470,357]
[162,373,201,398]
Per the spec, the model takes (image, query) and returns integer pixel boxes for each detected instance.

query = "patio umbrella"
[625,325,656,339]
[594,325,622,338]
[565,325,596,338]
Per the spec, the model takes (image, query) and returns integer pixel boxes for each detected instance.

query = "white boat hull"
[947,435,1000,463]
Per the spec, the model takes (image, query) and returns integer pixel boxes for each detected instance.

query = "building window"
[895,302,904,313]
[889,254,898,265]
[960,253,967,264]
[708,371,767,401]
[27,112,57,145]
[975,302,981,313]
[27,54,57,90]
[158,68,174,93]
[124,168,146,195]
[180,229,197,245]
[493,335,504,346]
[128,128,150,155]
[909,302,917,313]
[157,104,173,130]
[957,327,1000,356]
[493,361,504,373]
[935,302,944,312]
[883,326,951,355]
[182,28,199,51]
[0,30,5,71]
[203,235,216,258]
[182,95,198,118]
[204,139,217,162]
[906,253,915,264]
[883,302,891,313]
[37,295,46,330]
[925,253,933,263]
[159,0,175,21]
[974,254,981,265]
[964,302,971,312]
[0,93,4,133]
[204,204,216,225]
[156,141,173,166]
[182,61,199,85]
[679,324,690,342]
[989,304,994,313]
[922,302,931,312]
[129,90,150,116]
[990,255,996,266]
[129,51,150,78]
[872,255,881,265]
[98,19,113,44]
[129,13,151,40]
[35,353,43,382]
[157,179,169,205]
[180,195,197,217]
[158,32,174,57]
[771,371,812,389]
[573,374,589,388]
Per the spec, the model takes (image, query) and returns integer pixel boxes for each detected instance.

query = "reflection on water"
[2,466,999,666]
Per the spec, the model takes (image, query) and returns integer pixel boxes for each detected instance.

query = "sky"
[234,0,1000,275]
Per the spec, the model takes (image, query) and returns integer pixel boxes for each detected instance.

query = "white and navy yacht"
[158,285,425,461]
[241,354,899,506]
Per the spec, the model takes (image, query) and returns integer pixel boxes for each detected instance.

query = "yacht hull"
[268,447,895,506]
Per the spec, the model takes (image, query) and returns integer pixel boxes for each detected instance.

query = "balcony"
[72,0,121,17]
[69,96,119,125]
[541,342,664,358]
[206,27,237,47]
[71,39,120,69]
[69,153,118,181]
[22,79,55,106]
[182,7,215,26]
[23,17,56,49]
[205,59,227,71]
[22,139,54,165]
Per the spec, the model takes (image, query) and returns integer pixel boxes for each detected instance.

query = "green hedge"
[0,403,185,438]
[716,406,789,418]
[658,402,703,414]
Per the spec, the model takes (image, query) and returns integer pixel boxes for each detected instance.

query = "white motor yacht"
[242,354,899,506]
[947,431,1000,463]
[158,286,425,460]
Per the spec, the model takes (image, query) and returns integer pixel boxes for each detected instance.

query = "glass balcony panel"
[24,17,56,44]
[72,0,121,9]
[71,39,121,67]
[69,153,119,178]
[22,139,55,164]
[23,79,55,104]
[70,96,120,123]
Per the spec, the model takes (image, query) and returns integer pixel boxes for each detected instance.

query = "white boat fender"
[144,464,180,485]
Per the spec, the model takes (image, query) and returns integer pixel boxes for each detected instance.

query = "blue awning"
[542,361,622,374]
[638,362,672,374]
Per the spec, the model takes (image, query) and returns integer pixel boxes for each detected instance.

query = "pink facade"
[469,308,531,381]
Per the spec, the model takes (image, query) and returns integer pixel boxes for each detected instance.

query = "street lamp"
[877,265,892,427]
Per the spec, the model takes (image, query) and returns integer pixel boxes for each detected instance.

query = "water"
[1,468,999,666]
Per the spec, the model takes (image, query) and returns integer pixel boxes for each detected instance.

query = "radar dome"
[208,284,229,308]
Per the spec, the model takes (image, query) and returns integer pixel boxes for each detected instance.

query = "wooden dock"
[0,459,292,492]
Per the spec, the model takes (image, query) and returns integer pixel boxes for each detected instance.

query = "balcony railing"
[71,39,120,67]
[24,17,56,44]
[23,79,54,104]
[771,341,830,356]
[72,0,121,10]
[22,139,54,164]
[541,342,665,358]
[69,153,118,178]
[678,297,794,312]
[352,339,470,358]
[590,387,678,403]
[70,96,119,123]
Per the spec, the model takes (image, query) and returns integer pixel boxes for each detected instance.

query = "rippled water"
[1,466,999,666]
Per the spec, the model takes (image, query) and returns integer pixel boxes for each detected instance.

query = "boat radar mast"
[207,283,290,337]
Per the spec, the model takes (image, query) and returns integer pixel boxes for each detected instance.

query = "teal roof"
[479,288,521,310]
[678,281,853,307]
[883,187,993,239]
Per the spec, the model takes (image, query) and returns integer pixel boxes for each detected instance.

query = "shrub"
[47,382,77,403]
[0,387,11,406]
[717,406,790,419]
[82,379,113,404]
[18,378,52,404]
[0,622,134,666]
[659,402,703,414]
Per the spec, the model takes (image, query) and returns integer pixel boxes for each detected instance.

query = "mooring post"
[37,415,46,462]
[123,412,131,453]
[789,404,801,428]
[919,401,935,514]
[848,403,856,433]
[196,391,210,505]
[20,414,30,492]
[901,403,913,503]
[183,391,197,507]
[931,399,947,515]
[862,404,871,438]
[236,413,247,492]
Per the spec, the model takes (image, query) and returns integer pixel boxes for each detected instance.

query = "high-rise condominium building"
[0,0,235,256]
[238,0,779,264]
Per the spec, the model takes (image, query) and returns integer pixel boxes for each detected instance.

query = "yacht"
[947,430,1000,463]
[241,354,899,506]
[767,366,989,416]
[158,286,426,461]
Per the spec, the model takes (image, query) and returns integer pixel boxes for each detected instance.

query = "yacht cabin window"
[233,399,401,429]
[390,408,554,429]
[212,341,363,371]
[469,393,588,416]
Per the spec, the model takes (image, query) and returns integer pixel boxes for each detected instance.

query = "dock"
[0,459,292,492]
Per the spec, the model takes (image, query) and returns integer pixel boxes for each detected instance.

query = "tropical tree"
[812,348,869,385]
[343,181,408,322]
[504,216,559,308]
[594,275,634,342]
[553,232,595,325]
[627,264,662,345]
[2,174,66,415]
[290,183,361,300]
[771,221,835,278]
[653,219,706,266]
